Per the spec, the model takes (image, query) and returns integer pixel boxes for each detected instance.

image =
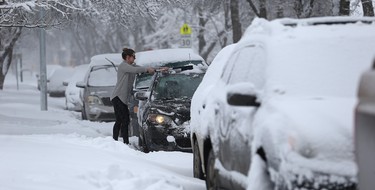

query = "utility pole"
[39,0,47,110]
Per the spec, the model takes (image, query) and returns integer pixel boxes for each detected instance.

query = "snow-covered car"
[135,66,205,153]
[36,64,62,91]
[191,17,375,190]
[355,59,375,190]
[130,48,208,137]
[63,64,89,111]
[47,67,74,97]
[76,54,122,121]
[190,44,236,179]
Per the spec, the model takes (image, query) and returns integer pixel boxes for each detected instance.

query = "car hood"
[150,99,191,125]
[259,96,357,175]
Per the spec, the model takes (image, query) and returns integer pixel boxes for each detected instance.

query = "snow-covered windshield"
[88,65,117,87]
[153,73,204,100]
[134,60,204,90]
[266,24,375,98]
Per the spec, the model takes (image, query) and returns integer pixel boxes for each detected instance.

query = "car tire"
[139,128,149,153]
[81,104,87,120]
[206,149,219,190]
[193,140,205,179]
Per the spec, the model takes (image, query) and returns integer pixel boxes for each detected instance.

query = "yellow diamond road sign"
[180,24,192,35]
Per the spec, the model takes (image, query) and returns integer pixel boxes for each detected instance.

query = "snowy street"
[0,75,205,190]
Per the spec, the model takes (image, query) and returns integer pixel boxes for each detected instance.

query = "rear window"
[88,65,117,87]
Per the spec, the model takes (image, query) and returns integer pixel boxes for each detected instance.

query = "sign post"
[179,24,192,48]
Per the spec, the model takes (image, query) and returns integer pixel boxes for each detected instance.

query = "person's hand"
[147,67,155,74]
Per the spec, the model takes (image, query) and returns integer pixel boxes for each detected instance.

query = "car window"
[220,52,238,83]
[88,65,117,87]
[153,73,204,100]
[134,73,153,90]
[228,45,266,88]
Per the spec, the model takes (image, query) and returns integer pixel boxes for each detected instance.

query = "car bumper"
[145,123,192,152]
[271,166,357,190]
[87,104,115,121]
[66,101,82,111]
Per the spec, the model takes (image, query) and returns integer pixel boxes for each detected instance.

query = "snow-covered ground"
[0,74,205,190]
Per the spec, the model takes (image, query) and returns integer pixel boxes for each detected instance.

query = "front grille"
[101,97,112,106]
[176,138,191,148]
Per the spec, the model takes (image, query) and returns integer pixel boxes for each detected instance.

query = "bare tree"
[0,0,84,89]
[361,0,374,16]
[246,0,267,18]
[231,0,242,43]
[339,0,351,15]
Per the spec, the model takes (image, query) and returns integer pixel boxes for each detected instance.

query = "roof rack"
[278,16,375,27]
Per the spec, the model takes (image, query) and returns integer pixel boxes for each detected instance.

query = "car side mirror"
[134,91,149,101]
[226,83,260,107]
[76,81,86,88]
[358,70,375,101]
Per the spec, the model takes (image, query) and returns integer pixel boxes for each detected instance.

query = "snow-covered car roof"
[89,53,122,67]
[239,16,375,98]
[276,16,375,26]
[135,48,206,67]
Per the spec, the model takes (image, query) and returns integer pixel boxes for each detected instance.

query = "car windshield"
[134,60,204,90]
[88,65,117,87]
[153,73,204,100]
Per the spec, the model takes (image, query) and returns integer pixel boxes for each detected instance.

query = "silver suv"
[76,54,122,121]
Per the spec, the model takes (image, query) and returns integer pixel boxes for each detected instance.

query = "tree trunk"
[361,0,375,16]
[230,0,242,43]
[246,0,268,19]
[197,8,207,56]
[339,0,350,15]
[0,27,22,90]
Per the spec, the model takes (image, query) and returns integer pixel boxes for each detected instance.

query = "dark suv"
[128,48,207,137]
[135,66,205,152]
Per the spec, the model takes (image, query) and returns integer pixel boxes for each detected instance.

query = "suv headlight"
[147,114,172,125]
[87,95,103,105]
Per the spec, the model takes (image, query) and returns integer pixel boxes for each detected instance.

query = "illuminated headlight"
[87,95,103,105]
[147,114,172,125]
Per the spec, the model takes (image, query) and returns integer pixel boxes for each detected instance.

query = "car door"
[215,44,265,188]
[356,63,375,190]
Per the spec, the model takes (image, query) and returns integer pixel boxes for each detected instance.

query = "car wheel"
[206,149,219,190]
[139,127,149,153]
[81,104,87,120]
[193,140,204,179]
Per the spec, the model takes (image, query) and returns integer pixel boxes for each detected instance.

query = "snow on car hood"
[256,96,357,176]
[150,99,191,125]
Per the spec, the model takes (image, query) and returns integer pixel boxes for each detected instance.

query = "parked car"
[63,64,89,111]
[36,64,62,90]
[190,17,375,190]
[135,66,205,153]
[190,43,236,179]
[129,48,207,137]
[76,54,122,121]
[355,59,375,190]
[47,67,74,97]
